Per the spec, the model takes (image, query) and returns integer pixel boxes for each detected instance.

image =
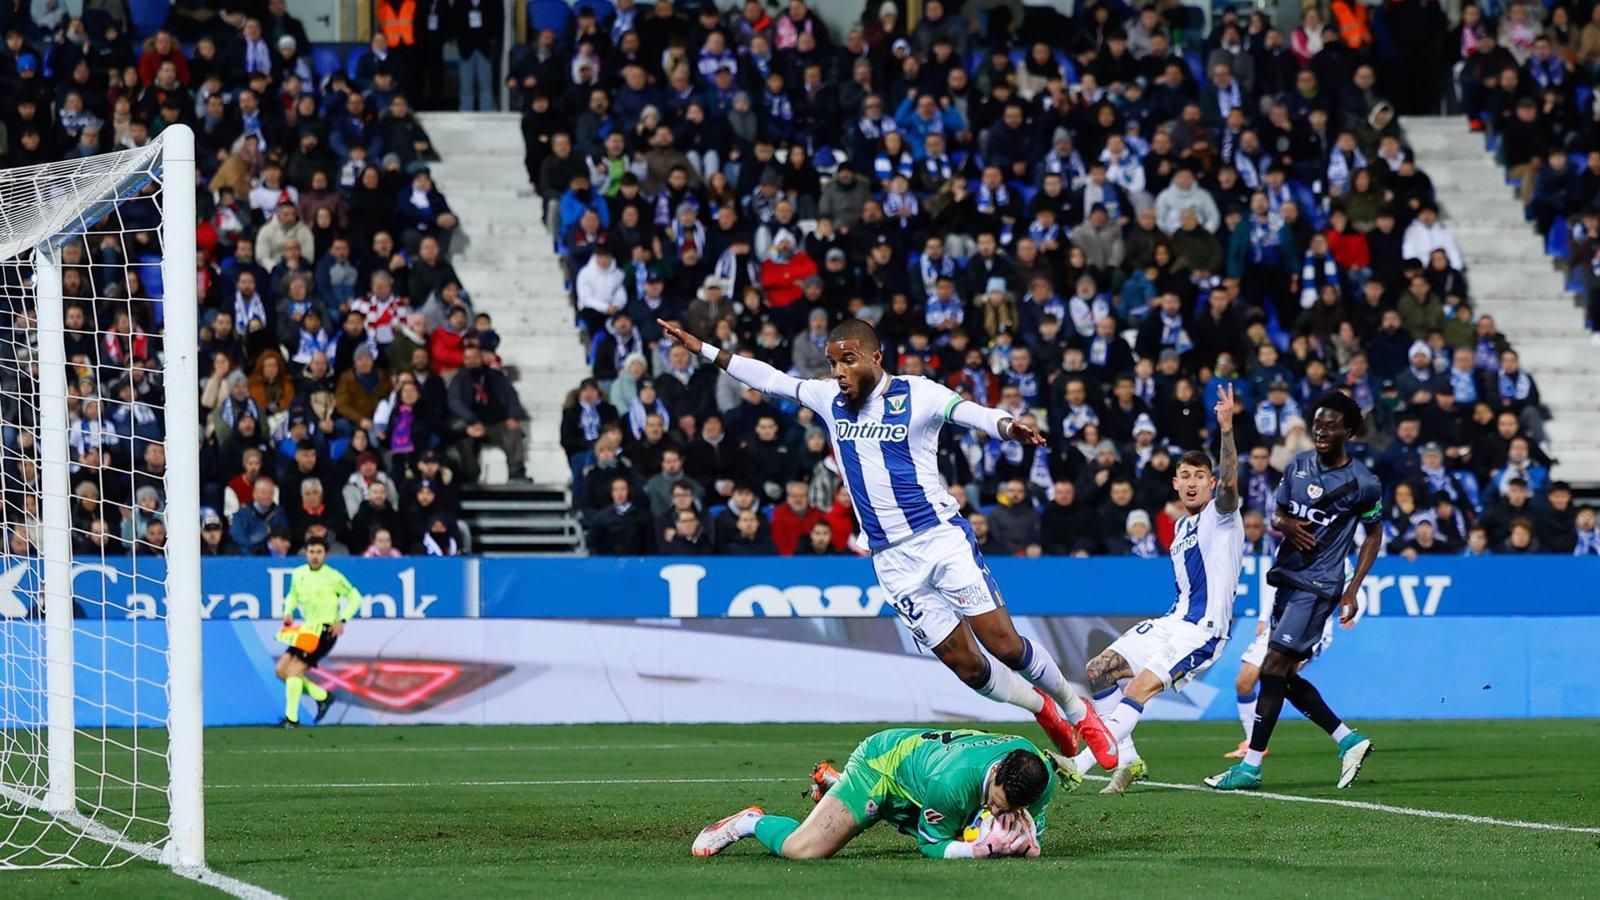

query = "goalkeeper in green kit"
[693,728,1061,860]
[274,535,361,728]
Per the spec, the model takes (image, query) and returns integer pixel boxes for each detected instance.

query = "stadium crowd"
[542,0,1599,559]
[1443,0,1600,344]
[0,0,529,559]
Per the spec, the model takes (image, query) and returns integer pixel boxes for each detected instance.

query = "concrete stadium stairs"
[1405,116,1600,487]
[420,112,587,551]
[419,112,587,487]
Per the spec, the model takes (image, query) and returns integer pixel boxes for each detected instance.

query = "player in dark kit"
[1207,391,1382,791]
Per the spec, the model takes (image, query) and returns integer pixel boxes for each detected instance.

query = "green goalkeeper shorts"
[829,733,917,829]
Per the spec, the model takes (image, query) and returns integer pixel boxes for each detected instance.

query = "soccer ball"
[962,808,995,843]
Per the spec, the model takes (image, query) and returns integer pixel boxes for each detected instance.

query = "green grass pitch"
[5,719,1599,898]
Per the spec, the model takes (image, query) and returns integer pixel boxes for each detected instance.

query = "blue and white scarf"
[1299,252,1339,308]
[1576,528,1600,556]
[976,182,1010,214]
[1068,294,1109,339]
[1159,311,1193,354]
[1254,398,1302,439]
[625,396,669,438]
[1497,370,1533,402]
[1134,376,1156,405]
[1448,367,1478,403]
[1042,149,1087,185]
[856,115,896,141]
[874,150,915,183]
[919,253,956,295]
[1327,147,1367,195]
[884,189,920,220]
[1027,219,1061,248]
[1213,78,1241,119]
[920,154,953,184]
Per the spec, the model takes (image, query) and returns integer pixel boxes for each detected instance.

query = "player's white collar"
[867,374,891,402]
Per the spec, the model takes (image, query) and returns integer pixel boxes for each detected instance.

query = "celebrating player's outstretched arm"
[656,318,1045,444]
[1213,384,1240,515]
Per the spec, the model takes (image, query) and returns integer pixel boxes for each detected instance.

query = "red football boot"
[1031,688,1080,757]
[1075,697,1120,771]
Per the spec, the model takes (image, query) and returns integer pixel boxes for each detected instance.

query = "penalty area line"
[1082,774,1600,835]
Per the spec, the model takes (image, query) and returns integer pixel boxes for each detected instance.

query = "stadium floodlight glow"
[0,126,202,869]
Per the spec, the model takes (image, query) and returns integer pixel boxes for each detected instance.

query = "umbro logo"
[1292,470,1307,479]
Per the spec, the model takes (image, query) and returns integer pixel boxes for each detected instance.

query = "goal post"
[0,125,202,869]
[159,124,204,870]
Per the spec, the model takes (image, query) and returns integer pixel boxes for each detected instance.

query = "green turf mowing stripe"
[1082,774,1600,835]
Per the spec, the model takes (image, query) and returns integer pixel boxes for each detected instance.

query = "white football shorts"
[1107,614,1227,691]
[874,519,1000,651]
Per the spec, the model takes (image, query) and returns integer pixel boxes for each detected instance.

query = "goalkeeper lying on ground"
[693,728,1061,860]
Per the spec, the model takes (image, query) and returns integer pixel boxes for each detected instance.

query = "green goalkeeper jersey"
[843,728,1054,858]
[285,563,363,629]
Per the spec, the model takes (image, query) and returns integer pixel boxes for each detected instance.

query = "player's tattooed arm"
[1213,383,1241,514]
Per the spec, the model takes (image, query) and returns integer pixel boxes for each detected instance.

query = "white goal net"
[0,127,202,868]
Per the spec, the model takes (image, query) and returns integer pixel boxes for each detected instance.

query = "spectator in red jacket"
[1323,207,1370,277]
[770,480,826,555]
[822,481,857,552]
[138,31,192,85]
[759,229,818,330]
[428,305,469,374]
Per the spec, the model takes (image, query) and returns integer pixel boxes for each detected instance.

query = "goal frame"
[27,125,203,868]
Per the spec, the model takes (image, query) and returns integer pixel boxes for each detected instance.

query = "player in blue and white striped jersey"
[1061,384,1246,793]
[658,318,1119,771]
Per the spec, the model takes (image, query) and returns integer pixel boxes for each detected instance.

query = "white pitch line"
[0,784,285,900]
[204,776,792,790]
[1081,774,1600,836]
[220,741,777,755]
[218,733,1243,756]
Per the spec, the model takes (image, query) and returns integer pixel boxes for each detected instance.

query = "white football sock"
[1105,698,1145,743]
[1013,638,1089,723]
[977,663,1044,713]
[734,810,762,837]
[1331,723,1353,743]
[1237,690,1257,742]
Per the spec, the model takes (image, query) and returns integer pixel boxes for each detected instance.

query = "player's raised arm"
[1213,383,1240,514]
[657,318,807,404]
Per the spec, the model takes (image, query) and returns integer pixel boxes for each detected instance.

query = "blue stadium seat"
[311,47,344,81]
[1547,217,1569,259]
[574,0,616,26]
[528,0,574,37]
[128,0,171,38]
[135,253,165,304]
